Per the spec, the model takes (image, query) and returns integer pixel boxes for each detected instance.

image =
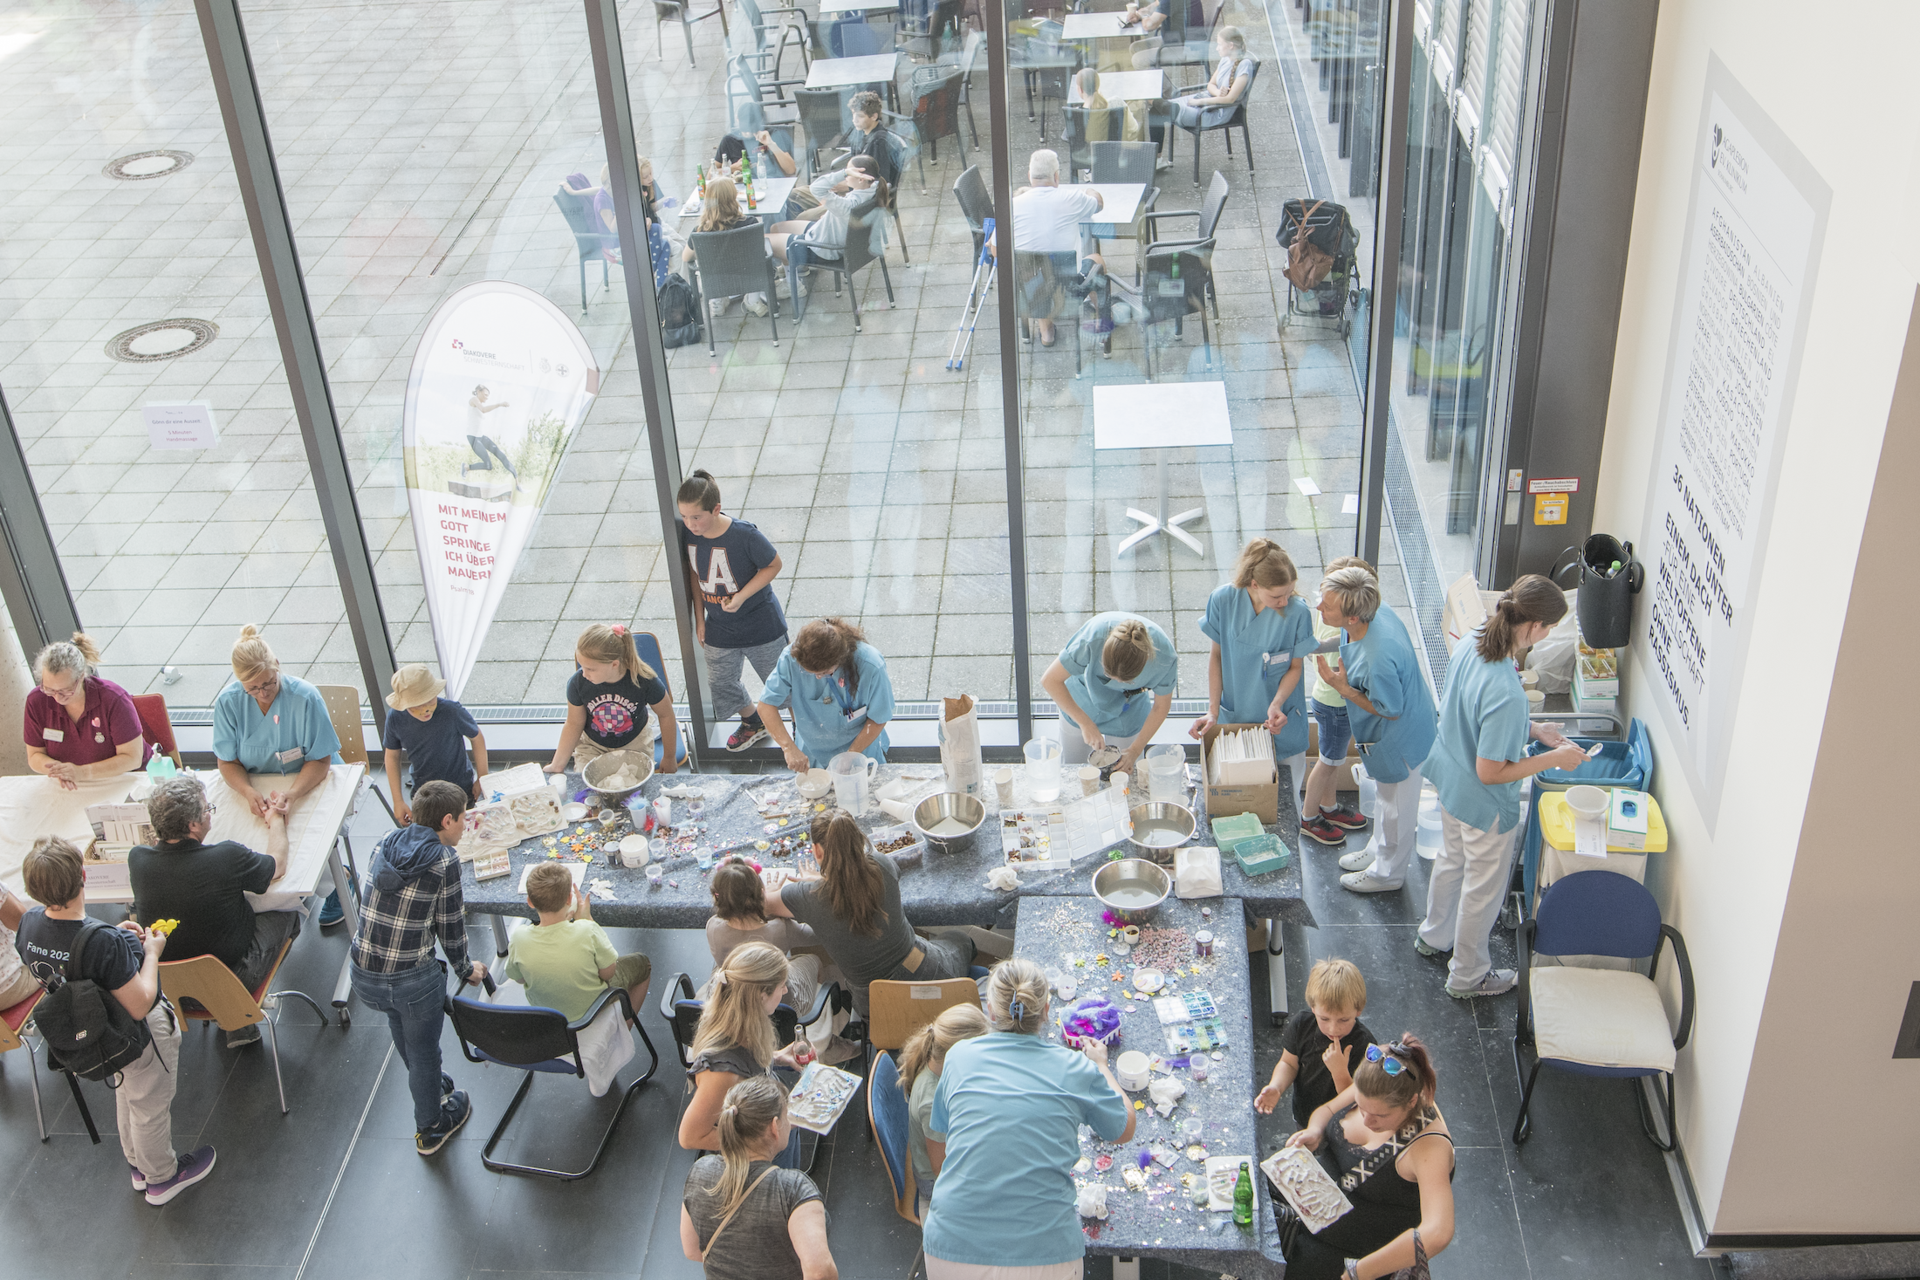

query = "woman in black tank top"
[1279,1034,1457,1280]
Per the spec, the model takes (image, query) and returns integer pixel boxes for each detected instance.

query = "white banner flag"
[402,282,599,699]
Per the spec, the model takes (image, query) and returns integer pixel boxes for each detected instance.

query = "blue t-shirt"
[211,674,344,774]
[924,1033,1132,1266]
[1424,633,1531,832]
[759,641,894,767]
[1197,584,1318,759]
[382,697,481,792]
[1058,612,1180,739]
[680,517,788,650]
[1337,605,1437,784]
[566,667,668,750]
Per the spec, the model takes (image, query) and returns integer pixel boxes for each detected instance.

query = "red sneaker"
[1321,804,1368,831]
[1299,816,1347,847]
[726,720,768,752]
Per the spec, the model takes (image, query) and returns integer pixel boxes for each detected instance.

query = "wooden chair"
[1,989,51,1141]
[131,694,183,770]
[160,940,327,1115]
[865,977,980,1052]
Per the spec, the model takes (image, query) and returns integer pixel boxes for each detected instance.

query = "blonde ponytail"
[32,632,101,684]
[1232,538,1298,593]
[1100,617,1156,683]
[897,1002,989,1091]
[691,941,788,1069]
[985,958,1050,1035]
[230,624,279,682]
[707,1075,789,1220]
[575,622,655,683]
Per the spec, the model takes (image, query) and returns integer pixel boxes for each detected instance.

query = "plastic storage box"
[1231,833,1291,876]
[1210,812,1266,853]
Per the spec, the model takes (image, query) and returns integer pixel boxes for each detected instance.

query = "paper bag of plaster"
[939,695,984,799]
[1175,846,1223,899]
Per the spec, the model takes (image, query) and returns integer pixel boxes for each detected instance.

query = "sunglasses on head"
[1365,1042,1410,1076]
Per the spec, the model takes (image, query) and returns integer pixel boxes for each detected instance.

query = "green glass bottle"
[1232,1161,1254,1227]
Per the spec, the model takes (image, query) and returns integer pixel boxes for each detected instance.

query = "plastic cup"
[645,863,664,888]
[650,837,668,863]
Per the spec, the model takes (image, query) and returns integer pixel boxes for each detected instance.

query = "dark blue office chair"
[444,986,659,1180]
[1512,870,1694,1150]
[868,1050,924,1280]
[634,630,691,771]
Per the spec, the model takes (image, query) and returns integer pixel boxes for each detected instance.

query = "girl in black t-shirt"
[544,623,679,776]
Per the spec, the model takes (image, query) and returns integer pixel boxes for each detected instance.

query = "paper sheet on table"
[1294,477,1322,496]
[1342,493,1359,514]
[1572,814,1610,859]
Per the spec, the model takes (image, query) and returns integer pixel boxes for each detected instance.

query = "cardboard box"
[1200,722,1277,823]
[1575,651,1620,700]
[1607,788,1650,851]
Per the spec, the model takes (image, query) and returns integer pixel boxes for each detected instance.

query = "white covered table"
[1092,379,1231,554]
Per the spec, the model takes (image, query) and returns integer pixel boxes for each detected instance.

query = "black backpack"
[658,273,703,349]
[33,920,153,1084]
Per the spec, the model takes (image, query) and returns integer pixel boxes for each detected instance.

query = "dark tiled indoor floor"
[0,775,1718,1280]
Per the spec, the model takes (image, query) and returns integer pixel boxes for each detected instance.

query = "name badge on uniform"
[276,746,304,765]
[41,728,63,742]
[845,706,868,726]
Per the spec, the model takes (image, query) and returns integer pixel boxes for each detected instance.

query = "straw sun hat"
[386,664,446,711]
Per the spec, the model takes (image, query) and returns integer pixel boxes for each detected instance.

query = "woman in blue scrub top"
[922,959,1135,1279]
[1041,612,1179,776]
[1190,538,1320,802]
[756,618,894,772]
[1311,568,1438,895]
[1419,576,1586,999]
[211,625,344,820]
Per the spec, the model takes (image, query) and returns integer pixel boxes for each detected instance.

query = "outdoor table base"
[1012,894,1285,1279]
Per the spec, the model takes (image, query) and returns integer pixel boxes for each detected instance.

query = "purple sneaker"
[144,1146,216,1206]
[130,1163,146,1191]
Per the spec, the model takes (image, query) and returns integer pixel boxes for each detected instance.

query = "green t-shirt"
[1310,615,1346,707]
[504,919,615,1022]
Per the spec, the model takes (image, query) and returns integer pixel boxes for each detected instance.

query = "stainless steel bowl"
[581,749,652,802]
[911,791,987,851]
[1127,801,1197,865]
[1090,857,1172,924]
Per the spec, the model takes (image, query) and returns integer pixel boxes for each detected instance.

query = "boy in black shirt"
[1255,957,1378,1129]
[11,836,217,1204]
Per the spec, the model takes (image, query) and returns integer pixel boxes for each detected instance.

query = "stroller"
[1276,197,1361,337]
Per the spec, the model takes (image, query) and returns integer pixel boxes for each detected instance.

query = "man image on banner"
[463,385,522,493]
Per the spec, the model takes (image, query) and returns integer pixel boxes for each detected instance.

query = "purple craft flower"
[1062,996,1122,1046]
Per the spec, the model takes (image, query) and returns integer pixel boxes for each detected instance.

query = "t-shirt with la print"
[679,517,788,650]
[567,668,669,750]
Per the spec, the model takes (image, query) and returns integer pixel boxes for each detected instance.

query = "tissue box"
[1607,788,1650,850]
[1200,723,1278,823]
[1232,833,1291,876]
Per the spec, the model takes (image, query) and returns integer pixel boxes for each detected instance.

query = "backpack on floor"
[658,273,703,349]
[33,920,153,1084]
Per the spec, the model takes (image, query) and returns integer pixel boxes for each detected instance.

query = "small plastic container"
[1232,833,1291,876]
[1210,812,1265,853]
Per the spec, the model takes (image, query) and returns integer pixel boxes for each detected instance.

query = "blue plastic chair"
[869,1050,924,1275]
[444,987,659,1179]
[1512,870,1694,1150]
[633,631,691,771]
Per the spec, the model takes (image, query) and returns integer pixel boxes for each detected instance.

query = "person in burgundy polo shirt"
[23,632,150,790]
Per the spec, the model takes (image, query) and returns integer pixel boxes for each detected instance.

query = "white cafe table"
[0,764,366,1021]
[681,176,799,226]
[804,52,899,88]
[1074,181,1147,234]
[1067,68,1166,103]
[817,0,899,13]
[1061,12,1129,40]
[1093,380,1232,554]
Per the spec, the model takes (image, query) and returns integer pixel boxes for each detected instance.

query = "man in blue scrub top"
[755,622,896,771]
[212,627,345,918]
[1042,612,1179,776]
[1312,568,1437,893]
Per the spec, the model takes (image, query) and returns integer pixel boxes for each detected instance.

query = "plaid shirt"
[347,834,473,981]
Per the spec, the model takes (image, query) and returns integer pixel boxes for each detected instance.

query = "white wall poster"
[143,401,218,449]
[1636,57,1829,827]
[402,282,599,699]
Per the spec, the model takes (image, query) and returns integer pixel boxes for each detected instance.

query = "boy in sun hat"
[382,665,489,826]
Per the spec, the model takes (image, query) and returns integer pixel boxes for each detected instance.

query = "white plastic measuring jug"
[829,752,880,815]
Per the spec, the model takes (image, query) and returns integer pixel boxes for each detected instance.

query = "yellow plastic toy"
[149,918,180,936]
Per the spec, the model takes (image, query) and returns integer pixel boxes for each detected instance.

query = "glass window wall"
[0,0,359,708]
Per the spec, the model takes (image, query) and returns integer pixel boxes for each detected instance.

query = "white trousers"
[1361,766,1424,885]
[1418,807,1519,989]
[926,1260,1083,1280]
[1281,752,1307,806]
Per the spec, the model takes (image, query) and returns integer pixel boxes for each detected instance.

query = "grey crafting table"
[460,762,1310,966]
[1013,895,1285,1279]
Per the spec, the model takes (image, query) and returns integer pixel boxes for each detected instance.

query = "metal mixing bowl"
[1127,801,1197,865]
[581,749,652,803]
[911,791,986,851]
[1090,858,1172,924]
